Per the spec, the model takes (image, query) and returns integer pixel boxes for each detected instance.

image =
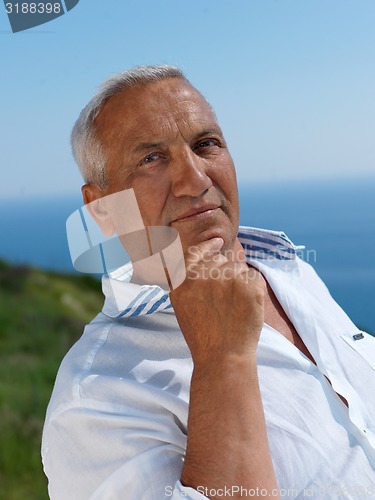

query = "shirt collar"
[102,226,302,319]
[238,225,302,261]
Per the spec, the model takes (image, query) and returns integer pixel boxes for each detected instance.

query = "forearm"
[181,354,279,499]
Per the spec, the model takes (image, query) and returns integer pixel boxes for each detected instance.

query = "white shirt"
[42,226,375,499]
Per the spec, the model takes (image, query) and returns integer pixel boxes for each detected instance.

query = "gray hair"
[71,65,187,188]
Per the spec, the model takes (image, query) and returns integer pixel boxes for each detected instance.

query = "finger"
[186,237,225,265]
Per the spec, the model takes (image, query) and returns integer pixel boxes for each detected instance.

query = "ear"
[81,184,115,237]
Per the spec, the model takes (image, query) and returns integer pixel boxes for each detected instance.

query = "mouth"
[172,204,221,223]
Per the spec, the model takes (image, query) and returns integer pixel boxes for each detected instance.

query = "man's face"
[91,78,240,254]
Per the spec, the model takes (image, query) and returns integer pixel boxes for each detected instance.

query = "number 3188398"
[5,3,62,14]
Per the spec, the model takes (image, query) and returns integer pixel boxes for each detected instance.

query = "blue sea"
[0,178,374,332]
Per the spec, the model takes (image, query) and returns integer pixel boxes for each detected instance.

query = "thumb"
[186,237,225,265]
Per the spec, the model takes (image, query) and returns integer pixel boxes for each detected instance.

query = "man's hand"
[170,237,265,368]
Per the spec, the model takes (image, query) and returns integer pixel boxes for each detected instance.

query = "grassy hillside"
[0,261,103,500]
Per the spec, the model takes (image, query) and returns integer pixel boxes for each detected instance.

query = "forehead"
[94,78,219,147]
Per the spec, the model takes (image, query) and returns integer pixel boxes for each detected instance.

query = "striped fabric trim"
[116,288,162,318]
[238,226,297,261]
[103,226,300,319]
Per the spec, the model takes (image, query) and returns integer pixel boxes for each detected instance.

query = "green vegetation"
[0,261,103,500]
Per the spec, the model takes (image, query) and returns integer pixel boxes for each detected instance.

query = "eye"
[139,152,162,167]
[194,138,220,150]
[193,138,222,155]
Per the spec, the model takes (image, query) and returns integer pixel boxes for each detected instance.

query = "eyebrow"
[131,127,223,155]
[132,141,168,154]
[193,127,223,140]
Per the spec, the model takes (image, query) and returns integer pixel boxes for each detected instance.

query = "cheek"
[211,159,239,202]
[131,179,169,226]
[210,160,240,230]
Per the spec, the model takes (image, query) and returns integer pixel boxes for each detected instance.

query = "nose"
[170,148,212,198]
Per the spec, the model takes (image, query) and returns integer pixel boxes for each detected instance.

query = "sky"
[1,0,374,199]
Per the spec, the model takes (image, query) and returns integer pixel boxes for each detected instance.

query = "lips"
[173,204,220,223]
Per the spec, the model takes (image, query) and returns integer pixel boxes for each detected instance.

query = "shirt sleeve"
[42,404,209,500]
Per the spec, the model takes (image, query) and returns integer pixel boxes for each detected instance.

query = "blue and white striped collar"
[102,226,302,319]
[238,226,302,261]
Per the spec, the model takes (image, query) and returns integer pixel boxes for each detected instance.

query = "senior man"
[42,66,375,499]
